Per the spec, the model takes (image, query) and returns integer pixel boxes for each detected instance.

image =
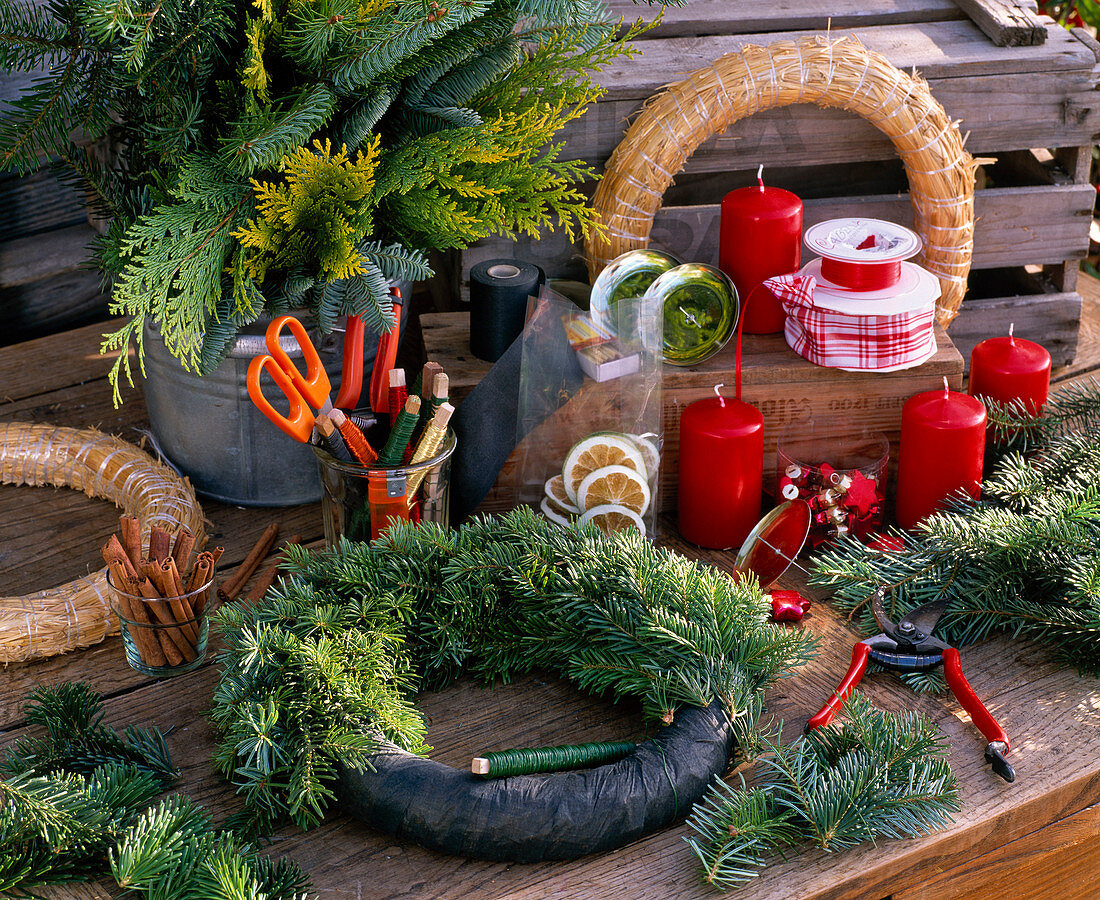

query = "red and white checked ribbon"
[762,274,936,371]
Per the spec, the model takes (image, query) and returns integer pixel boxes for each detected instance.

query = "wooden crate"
[0,68,107,346]
[450,2,1100,367]
[422,311,964,515]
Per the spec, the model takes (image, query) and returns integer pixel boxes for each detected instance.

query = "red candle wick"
[942,375,950,400]
[756,163,765,192]
[1008,321,1015,345]
[713,383,726,407]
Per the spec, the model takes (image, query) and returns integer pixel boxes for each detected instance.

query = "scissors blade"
[898,598,948,638]
[870,587,895,634]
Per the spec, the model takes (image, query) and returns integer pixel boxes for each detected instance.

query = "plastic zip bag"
[514,286,663,539]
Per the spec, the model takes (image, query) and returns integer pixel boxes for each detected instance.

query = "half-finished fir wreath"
[209,508,816,859]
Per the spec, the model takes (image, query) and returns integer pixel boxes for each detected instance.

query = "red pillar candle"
[968,325,1051,415]
[678,384,764,549]
[718,166,802,335]
[896,378,986,530]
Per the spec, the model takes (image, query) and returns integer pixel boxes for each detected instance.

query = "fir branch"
[0,683,315,899]
[0,51,88,174]
[984,377,1100,454]
[333,83,399,151]
[0,0,74,70]
[222,84,337,175]
[326,0,496,94]
[685,695,959,891]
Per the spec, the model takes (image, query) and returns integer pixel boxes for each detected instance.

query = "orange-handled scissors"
[247,316,332,443]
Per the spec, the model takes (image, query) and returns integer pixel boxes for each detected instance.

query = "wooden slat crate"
[421,311,965,516]
[451,2,1100,367]
[0,69,106,346]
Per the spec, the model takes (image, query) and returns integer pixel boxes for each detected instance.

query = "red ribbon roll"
[820,256,902,292]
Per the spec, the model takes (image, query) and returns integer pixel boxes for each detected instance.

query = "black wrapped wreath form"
[337,698,734,861]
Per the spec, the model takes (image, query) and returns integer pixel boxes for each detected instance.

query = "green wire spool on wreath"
[211,509,813,859]
[586,34,976,328]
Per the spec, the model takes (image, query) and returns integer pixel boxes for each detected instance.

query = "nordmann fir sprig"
[0,683,314,900]
[686,694,959,891]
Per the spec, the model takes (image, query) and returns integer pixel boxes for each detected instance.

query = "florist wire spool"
[0,422,206,663]
[585,34,977,327]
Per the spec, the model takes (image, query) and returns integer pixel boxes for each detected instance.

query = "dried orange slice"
[562,434,646,504]
[544,474,581,514]
[539,496,575,528]
[579,503,646,536]
[577,464,651,516]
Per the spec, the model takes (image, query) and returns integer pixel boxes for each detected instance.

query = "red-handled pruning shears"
[368,287,403,416]
[807,587,1015,783]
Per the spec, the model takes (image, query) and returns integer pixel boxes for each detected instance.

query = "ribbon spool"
[805,218,922,295]
[469,259,545,363]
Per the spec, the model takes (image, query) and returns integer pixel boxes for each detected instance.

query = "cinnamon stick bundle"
[103,516,218,669]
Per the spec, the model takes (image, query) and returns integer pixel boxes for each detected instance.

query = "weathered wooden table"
[1,284,1098,899]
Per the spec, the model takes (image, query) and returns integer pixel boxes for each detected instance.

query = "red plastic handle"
[266,315,330,410]
[247,355,313,443]
[807,642,871,731]
[334,314,365,411]
[943,647,1010,750]
[369,291,402,415]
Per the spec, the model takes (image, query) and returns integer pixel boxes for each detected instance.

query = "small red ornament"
[770,589,811,622]
[845,470,881,517]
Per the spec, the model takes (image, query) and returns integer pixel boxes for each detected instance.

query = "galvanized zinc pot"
[141,292,407,507]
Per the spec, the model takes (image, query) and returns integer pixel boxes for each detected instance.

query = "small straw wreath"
[0,422,206,664]
[586,34,976,326]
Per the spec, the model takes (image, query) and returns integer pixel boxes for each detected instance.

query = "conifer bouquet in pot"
[0,0,646,402]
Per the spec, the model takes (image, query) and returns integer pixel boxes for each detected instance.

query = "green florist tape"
[645,263,740,366]
[589,249,681,333]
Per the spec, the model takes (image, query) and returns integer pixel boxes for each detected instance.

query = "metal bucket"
[141,294,407,507]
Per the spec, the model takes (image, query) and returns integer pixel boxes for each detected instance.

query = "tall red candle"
[896,379,986,530]
[718,167,802,335]
[678,385,763,549]
[968,326,1051,415]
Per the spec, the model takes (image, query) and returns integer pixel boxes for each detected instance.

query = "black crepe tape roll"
[469,259,545,363]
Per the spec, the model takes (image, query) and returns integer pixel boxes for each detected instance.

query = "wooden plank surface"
[951,290,1082,368]
[953,0,1047,46]
[893,802,1100,900]
[0,300,1098,899]
[605,0,967,38]
[594,20,1091,102]
[0,164,87,243]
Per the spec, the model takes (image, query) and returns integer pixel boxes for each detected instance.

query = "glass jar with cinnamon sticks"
[102,516,221,676]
